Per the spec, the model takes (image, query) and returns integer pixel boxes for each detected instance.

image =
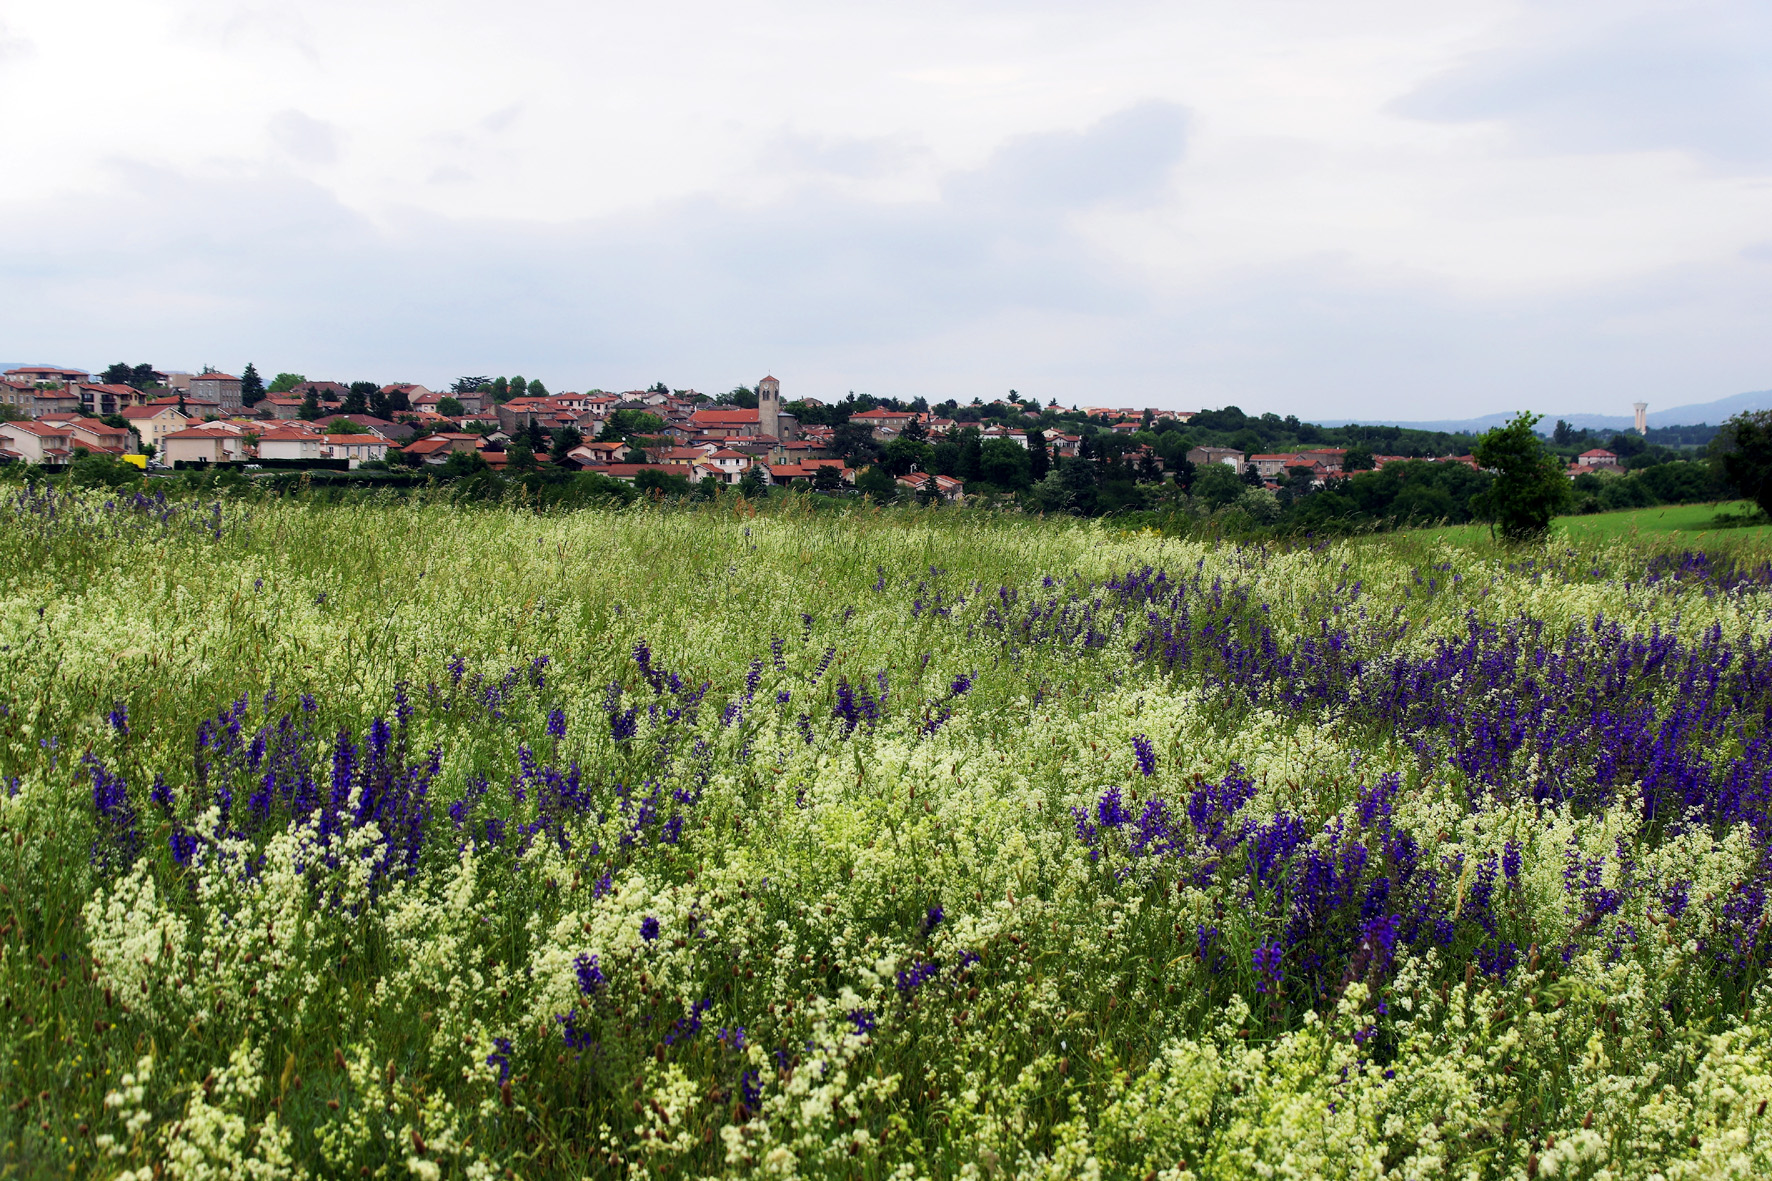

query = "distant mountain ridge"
[1318,388,1772,435]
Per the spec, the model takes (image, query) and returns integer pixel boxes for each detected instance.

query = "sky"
[2,0,1770,419]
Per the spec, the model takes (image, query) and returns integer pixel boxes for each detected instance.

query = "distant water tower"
[1633,402,1647,435]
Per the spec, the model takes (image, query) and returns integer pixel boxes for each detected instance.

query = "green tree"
[509,376,528,398]
[298,391,321,421]
[268,373,305,394]
[1472,412,1572,542]
[812,463,843,492]
[241,363,265,406]
[1711,411,1772,517]
[437,397,465,417]
[527,379,548,398]
[550,426,583,462]
[739,465,769,499]
[854,465,897,504]
[1027,430,1050,481]
[439,449,489,478]
[830,423,879,463]
[1343,446,1375,472]
[635,467,691,497]
[979,437,1032,490]
[101,362,157,390]
[1192,462,1245,510]
[505,443,538,474]
[956,429,983,481]
[68,451,144,488]
[881,436,936,478]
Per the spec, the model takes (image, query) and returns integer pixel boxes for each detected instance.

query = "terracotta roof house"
[255,427,323,462]
[689,409,759,440]
[161,425,249,465]
[0,420,75,464]
[121,404,190,453]
[401,436,457,463]
[402,433,483,464]
[895,472,965,502]
[705,447,753,483]
[563,441,630,468]
[321,435,389,467]
[76,383,154,416]
[767,460,849,485]
[1298,448,1347,473]
[1575,448,1621,469]
[4,365,88,386]
[1249,452,1318,480]
[63,417,132,454]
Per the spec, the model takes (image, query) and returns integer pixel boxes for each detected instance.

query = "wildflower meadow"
[5,486,1772,1179]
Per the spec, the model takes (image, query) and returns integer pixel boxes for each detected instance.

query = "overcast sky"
[2,0,1769,418]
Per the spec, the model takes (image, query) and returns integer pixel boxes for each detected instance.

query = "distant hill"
[1319,388,1772,435]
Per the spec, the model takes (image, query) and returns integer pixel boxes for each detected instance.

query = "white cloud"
[0,0,1768,418]
[267,110,340,166]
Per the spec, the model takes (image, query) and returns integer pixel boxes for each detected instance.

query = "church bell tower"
[758,375,781,440]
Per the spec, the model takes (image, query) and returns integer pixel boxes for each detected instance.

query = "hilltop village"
[0,364,1720,522]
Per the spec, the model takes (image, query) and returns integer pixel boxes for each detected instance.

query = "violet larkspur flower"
[107,701,129,736]
[1254,939,1283,994]
[486,1037,513,1084]
[896,960,940,993]
[1132,733,1157,777]
[923,905,944,934]
[640,915,661,942]
[848,1010,877,1036]
[575,953,605,996]
[546,707,567,740]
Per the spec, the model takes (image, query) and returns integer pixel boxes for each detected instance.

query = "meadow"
[5,485,1772,1179]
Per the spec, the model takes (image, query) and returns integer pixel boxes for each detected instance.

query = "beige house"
[0,420,75,463]
[255,426,323,463]
[706,448,753,484]
[121,405,190,455]
[162,425,249,465]
[321,434,389,468]
[62,417,133,454]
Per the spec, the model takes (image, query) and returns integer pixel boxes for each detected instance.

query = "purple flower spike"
[1132,733,1157,777]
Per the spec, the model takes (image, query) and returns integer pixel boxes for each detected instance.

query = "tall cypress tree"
[240,363,265,405]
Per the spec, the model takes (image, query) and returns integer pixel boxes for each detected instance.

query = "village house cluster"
[0,365,1544,498]
[0,368,1217,495]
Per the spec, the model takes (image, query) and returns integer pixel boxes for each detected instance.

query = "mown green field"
[1423,500,1772,548]
[1557,500,1772,542]
[5,487,1772,1179]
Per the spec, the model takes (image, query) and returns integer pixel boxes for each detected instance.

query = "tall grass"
[4,488,1772,1178]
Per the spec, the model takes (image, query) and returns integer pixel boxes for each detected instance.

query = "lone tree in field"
[1711,410,1772,518]
[1473,412,1570,542]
